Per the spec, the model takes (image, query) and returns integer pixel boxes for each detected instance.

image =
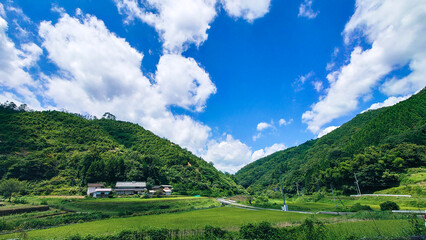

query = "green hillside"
[0,105,243,196]
[235,88,426,195]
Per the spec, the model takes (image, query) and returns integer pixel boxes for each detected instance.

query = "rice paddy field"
[1,195,424,239]
[1,207,419,240]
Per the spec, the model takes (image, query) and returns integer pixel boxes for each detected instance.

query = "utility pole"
[354,173,362,196]
[279,171,288,211]
[295,182,300,196]
[330,184,337,207]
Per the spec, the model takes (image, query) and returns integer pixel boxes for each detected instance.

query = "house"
[151,185,173,195]
[92,188,112,198]
[87,183,104,196]
[115,181,147,195]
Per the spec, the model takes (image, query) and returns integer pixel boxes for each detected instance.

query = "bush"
[299,218,326,240]
[12,197,28,204]
[240,221,280,240]
[204,225,227,240]
[380,201,400,211]
[349,203,372,212]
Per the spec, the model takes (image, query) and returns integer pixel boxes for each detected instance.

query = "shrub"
[349,203,372,212]
[240,221,280,240]
[380,201,399,211]
[299,218,326,240]
[12,197,28,204]
[204,225,227,240]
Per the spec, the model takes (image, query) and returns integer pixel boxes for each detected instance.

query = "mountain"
[0,105,243,196]
[235,88,426,195]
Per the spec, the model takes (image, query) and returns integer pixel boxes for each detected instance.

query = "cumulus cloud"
[256,122,273,131]
[317,126,339,138]
[202,134,253,173]
[155,54,216,112]
[0,16,42,108]
[221,0,271,22]
[0,3,5,17]
[115,0,217,53]
[298,0,319,19]
[312,81,323,92]
[279,118,293,126]
[303,0,426,134]
[38,12,215,154]
[364,95,411,112]
[203,135,285,173]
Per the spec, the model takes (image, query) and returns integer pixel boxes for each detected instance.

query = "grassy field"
[1,207,335,239]
[239,194,426,212]
[2,206,419,240]
[0,196,220,234]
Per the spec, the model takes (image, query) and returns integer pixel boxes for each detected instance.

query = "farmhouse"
[87,183,104,196]
[115,181,147,195]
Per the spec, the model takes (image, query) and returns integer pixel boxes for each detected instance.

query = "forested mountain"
[0,105,243,196]
[235,88,426,195]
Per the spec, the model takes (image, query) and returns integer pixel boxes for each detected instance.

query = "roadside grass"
[247,195,425,212]
[1,207,335,239]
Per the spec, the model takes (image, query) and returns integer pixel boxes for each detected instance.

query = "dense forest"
[235,88,426,195]
[0,103,243,196]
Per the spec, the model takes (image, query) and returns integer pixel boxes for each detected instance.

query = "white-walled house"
[87,183,104,196]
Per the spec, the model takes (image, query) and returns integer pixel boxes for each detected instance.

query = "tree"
[0,178,26,201]
[102,112,116,120]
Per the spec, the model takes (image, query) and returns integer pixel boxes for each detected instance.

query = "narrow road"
[217,198,314,214]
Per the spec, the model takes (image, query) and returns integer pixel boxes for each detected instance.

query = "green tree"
[0,178,26,201]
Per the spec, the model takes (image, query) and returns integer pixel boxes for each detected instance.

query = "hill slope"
[235,88,426,195]
[0,106,243,196]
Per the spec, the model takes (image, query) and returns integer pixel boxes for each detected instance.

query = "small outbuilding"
[92,188,112,198]
[151,185,173,195]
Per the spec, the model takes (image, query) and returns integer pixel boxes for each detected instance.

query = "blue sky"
[1,0,425,173]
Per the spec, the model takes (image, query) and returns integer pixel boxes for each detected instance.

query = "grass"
[0,196,220,234]
[1,207,334,239]
[326,219,412,239]
[55,197,218,215]
[247,194,426,212]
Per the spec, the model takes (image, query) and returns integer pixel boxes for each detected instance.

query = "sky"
[1,0,425,173]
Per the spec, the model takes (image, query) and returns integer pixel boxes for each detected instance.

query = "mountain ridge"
[235,88,425,194]
[0,106,243,196]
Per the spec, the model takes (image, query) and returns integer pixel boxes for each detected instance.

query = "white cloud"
[115,0,217,53]
[256,122,272,131]
[364,95,410,112]
[252,132,261,141]
[303,0,426,134]
[0,3,5,18]
[155,54,216,112]
[0,16,42,108]
[279,118,293,126]
[203,136,285,173]
[202,134,253,173]
[38,13,216,154]
[298,0,319,19]
[251,143,286,161]
[221,0,271,22]
[312,81,323,92]
[317,126,339,138]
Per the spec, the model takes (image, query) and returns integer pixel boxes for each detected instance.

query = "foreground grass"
[1,207,333,239]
